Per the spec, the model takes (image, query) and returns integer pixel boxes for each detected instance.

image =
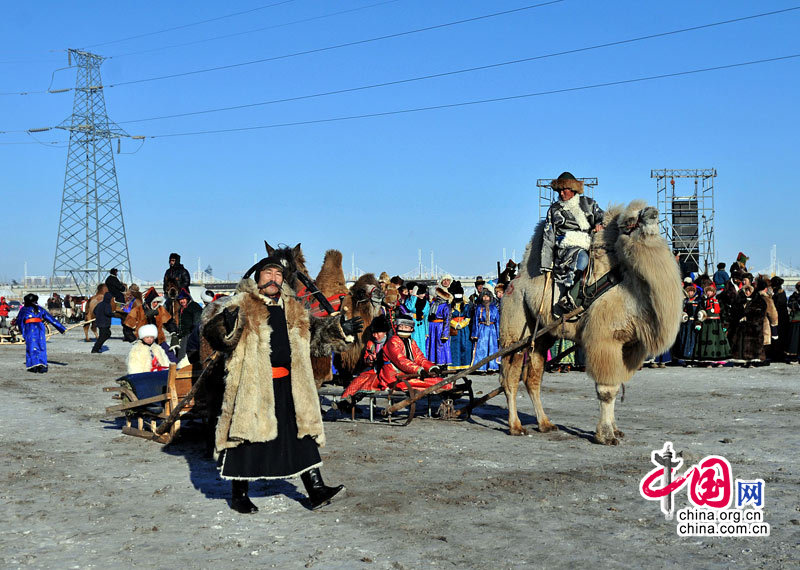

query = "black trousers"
[92,327,111,353]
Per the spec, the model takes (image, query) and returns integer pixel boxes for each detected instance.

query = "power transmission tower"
[52,49,132,293]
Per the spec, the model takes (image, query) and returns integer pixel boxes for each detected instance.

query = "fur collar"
[559,194,591,231]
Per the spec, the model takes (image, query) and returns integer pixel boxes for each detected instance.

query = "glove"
[222,307,239,334]
[342,315,364,337]
[429,365,443,376]
[418,367,429,379]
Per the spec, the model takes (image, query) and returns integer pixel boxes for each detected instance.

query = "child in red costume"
[378,314,449,391]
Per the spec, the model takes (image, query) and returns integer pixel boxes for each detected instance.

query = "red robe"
[378,334,450,391]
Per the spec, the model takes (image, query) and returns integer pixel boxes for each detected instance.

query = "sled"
[104,362,205,444]
[319,374,475,425]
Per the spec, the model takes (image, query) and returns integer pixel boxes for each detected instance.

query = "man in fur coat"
[202,253,358,514]
[541,171,604,311]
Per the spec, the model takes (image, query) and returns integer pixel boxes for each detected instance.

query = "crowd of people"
[667,253,800,368]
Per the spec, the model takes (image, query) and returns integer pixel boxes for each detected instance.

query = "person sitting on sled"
[337,314,393,413]
[378,313,450,392]
[126,324,171,375]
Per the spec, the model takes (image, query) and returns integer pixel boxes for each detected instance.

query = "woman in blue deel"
[17,293,65,373]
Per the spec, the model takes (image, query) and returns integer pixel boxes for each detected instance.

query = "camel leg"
[593,383,621,445]
[523,341,557,433]
[501,351,527,436]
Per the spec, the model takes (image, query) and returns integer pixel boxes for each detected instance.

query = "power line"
[116,6,800,125]
[85,0,301,48]
[106,1,564,88]
[142,54,800,139]
[109,0,403,58]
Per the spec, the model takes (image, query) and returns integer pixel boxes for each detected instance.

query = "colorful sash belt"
[272,366,290,379]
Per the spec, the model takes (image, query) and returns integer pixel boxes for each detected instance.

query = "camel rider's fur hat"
[551,171,584,195]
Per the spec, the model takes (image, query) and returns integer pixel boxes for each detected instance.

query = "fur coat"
[760,290,778,347]
[126,341,170,375]
[201,278,351,458]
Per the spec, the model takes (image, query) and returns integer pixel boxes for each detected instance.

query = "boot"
[230,480,258,514]
[301,468,344,510]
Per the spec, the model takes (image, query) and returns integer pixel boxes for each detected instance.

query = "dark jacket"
[178,300,203,339]
[163,255,191,296]
[729,291,767,361]
[94,292,115,329]
[105,274,126,303]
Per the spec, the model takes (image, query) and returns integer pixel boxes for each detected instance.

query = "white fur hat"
[138,324,158,340]
[201,290,214,304]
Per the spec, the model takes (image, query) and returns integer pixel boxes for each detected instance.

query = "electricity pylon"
[52,49,131,293]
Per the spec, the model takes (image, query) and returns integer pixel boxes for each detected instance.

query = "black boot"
[230,480,258,514]
[301,468,344,510]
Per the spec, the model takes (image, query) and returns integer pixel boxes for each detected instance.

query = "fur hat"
[138,324,158,340]
[770,276,784,289]
[684,283,697,292]
[435,286,453,302]
[144,286,159,306]
[151,296,166,308]
[23,293,38,306]
[201,290,215,304]
[480,287,495,300]
[495,283,506,293]
[439,274,453,286]
[449,280,464,299]
[379,272,390,284]
[390,275,404,286]
[395,313,415,329]
[109,268,118,275]
[169,253,181,262]
[475,276,485,286]
[177,288,191,300]
[370,314,391,334]
[717,262,725,270]
[128,283,140,294]
[551,171,584,195]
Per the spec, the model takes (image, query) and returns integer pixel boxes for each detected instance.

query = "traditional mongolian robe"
[404,296,429,357]
[728,291,767,362]
[17,305,65,370]
[378,334,449,391]
[449,301,472,369]
[677,295,701,362]
[787,291,800,360]
[341,338,387,398]
[426,298,451,366]
[202,279,346,481]
[695,295,730,362]
[471,303,500,371]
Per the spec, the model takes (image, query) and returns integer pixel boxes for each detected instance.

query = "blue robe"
[404,296,429,357]
[449,302,473,369]
[426,299,451,366]
[472,303,500,371]
[17,305,65,370]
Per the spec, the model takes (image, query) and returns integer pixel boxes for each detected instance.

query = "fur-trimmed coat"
[127,341,170,374]
[201,279,351,458]
[541,194,604,271]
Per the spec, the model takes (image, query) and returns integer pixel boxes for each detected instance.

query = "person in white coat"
[127,324,170,375]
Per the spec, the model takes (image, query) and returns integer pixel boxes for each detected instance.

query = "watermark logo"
[639,442,770,537]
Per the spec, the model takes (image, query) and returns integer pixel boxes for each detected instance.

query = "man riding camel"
[541,171,604,313]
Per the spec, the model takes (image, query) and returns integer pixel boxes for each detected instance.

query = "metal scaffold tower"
[52,49,131,293]
[651,168,717,275]
[536,177,597,219]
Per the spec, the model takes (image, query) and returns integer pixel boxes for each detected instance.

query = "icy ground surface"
[1,328,798,568]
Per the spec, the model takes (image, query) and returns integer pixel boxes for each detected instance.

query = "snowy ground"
[1,328,799,568]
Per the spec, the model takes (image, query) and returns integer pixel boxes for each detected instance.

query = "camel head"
[618,202,660,240]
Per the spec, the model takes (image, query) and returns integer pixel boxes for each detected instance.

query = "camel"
[499,200,683,445]
[83,283,108,341]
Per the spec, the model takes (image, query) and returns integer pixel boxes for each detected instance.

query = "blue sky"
[2,0,799,283]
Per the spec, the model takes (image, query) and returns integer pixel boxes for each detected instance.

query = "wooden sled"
[104,362,204,444]
[319,376,474,425]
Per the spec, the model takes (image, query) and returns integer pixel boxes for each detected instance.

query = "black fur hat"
[370,314,391,334]
[243,254,287,281]
[449,280,464,297]
[23,293,38,307]
[169,253,181,262]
